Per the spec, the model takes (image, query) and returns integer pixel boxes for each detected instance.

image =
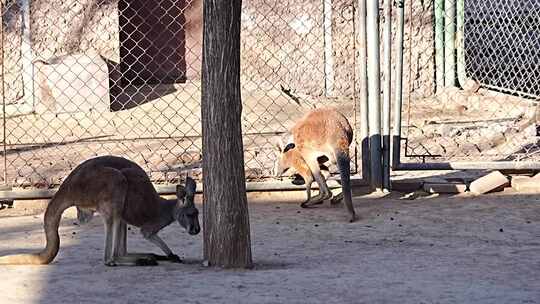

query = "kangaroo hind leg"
[93,168,151,267]
[330,191,344,205]
[302,157,332,207]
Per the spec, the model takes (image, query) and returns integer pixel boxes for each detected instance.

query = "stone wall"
[0,0,436,108]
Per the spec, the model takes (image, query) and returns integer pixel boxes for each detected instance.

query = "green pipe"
[435,0,445,90]
[444,0,456,87]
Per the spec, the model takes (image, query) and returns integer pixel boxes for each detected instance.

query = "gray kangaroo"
[0,156,200,266]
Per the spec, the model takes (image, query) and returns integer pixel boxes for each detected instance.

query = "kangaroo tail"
[337,151,356,222]
[0,193,72,265]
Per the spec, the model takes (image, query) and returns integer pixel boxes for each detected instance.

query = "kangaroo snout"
[189,223,201,235]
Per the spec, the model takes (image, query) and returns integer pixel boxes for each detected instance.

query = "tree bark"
[201,0,253,268]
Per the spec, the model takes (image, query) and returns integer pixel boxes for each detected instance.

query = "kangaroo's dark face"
[177,205,200,235]
[175,178,201,235]
[274,142,296,177]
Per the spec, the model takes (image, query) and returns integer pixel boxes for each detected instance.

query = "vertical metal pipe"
[456,0,466,87]
[392,0,405,170]
[357,0,370,182]
[1,1,6,184]
[323,0,334,96]
[382,0,392,190]
[21,0,34,109]
[444,0,456,87]
[435,0,445,90]
[366,0,382,190]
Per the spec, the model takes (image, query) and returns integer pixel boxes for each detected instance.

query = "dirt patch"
[0,191,539,303]
[0,200,49,217]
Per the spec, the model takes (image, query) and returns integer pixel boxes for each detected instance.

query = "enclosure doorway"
[119,0,187,85]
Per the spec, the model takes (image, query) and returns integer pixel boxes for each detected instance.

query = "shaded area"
[0,193,538,303]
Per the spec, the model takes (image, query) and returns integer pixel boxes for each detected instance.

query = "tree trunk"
[201,0,253,268]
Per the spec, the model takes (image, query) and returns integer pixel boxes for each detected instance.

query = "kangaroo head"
[273,141,297,177]
[174,177,201,235]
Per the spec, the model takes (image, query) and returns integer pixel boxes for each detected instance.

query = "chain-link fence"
[0,0,360,192]
[399,0,540,166]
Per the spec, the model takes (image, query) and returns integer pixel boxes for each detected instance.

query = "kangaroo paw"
[167,254,183,263]
[330,192,344,205]
[105,260,117,267]
[135,258,159,266]
[153,253,182,263]
[291,174,305,185]
[322,191,333,201]
[301,198,324,208]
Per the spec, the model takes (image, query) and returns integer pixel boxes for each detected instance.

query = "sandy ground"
[0,190,539,304]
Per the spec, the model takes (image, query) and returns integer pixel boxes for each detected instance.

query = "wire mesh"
[399,0,540,165]
[0,0,359,190]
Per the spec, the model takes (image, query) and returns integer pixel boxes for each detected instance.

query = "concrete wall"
[0,0,436,109]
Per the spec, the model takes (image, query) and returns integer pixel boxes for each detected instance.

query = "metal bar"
[3,131,283,147]
[435,0,445,90]
[323,0,335,96]
[366,0,382,190]
[444,0,456,87]
[382,0,392,190]
[1,0,7,184]
[20,0,35,110]
[0,178,370,201]
[392,0,405,170]
[352,0,358,174]
[395,161,540,171]
[481,83,540,101]
[357,0,370,183]
[455,0,467,87]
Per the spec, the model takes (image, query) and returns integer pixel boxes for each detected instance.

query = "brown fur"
[0,156,200,266]
[275,107,356,222]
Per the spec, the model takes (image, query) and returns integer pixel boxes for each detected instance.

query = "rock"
[511,175,540,192]
[462,78,481,93]
[34,51,110,114]
[469,171,509,194]
[423,182,467,194]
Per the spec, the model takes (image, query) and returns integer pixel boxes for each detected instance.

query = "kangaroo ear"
[176,184,187,200]
[274,137,284,152]
[185,177,196,197]
[283,142,296,153]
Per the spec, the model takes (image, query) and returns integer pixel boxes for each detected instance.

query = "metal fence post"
[21,0,35,110]
[444,0,456,87]
[366,0,382,190]
[323,0,334,96]
[382,0,392,190]
[357,0,370,183]
[1,0,6,185]
[392,0,405,171]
